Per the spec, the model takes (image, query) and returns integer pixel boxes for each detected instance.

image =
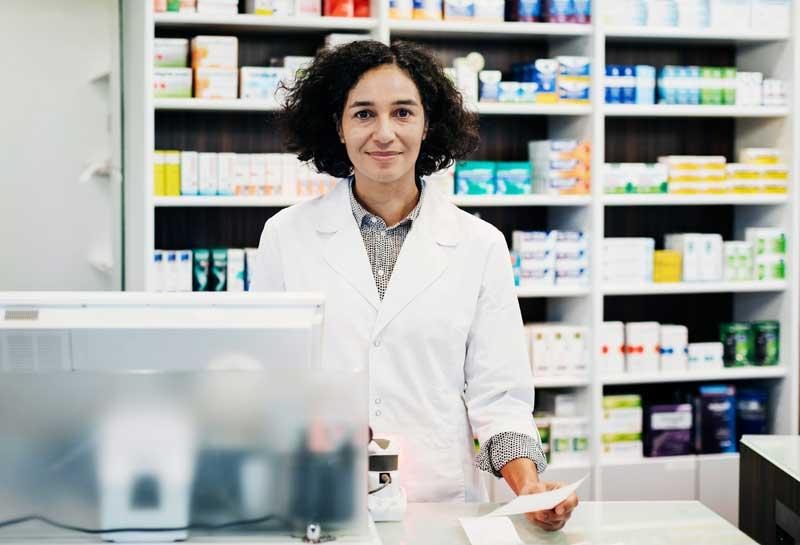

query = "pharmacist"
[252,40,578,531]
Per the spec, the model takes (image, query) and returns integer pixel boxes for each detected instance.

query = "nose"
[373,114,395,145]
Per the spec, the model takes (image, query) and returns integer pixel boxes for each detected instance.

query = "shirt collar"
[348,177,425,229]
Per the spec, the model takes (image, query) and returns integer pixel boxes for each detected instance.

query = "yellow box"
[163,150,181,196]
[153,151,166,196]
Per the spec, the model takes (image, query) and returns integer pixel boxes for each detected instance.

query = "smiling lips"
[368,151,401,161]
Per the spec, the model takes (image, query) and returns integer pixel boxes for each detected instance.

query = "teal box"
[456,161,496,195]
[495,162,532,195]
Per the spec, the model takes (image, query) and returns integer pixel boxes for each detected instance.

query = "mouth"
[367,152,401,160]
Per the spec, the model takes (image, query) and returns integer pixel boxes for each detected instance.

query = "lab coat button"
[373,339,381,347]
[375,410,382,416]
[375,398,381,404]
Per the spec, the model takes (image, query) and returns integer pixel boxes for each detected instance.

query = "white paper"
[484,476,586,518]
[459,516,524,545]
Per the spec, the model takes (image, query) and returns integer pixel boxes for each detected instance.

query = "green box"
[193,249,210,292]
[752,321,780,366]
[602,395,642,410]
[495,162,532,195]
[722,67,737,105]
[456,161,496,195]
[211,249,228,292]
[720,322,753,367]
[700,67,723,105]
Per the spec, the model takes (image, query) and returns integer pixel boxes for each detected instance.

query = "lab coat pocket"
[393,429,465,503]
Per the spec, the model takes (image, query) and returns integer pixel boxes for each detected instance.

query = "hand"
[517,481,578,532]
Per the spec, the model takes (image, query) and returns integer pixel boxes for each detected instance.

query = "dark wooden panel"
[603,292,733,343]
[155,206,277,250]
[155,110,284,153]
[604,205,735,244]
[605,42,736,69]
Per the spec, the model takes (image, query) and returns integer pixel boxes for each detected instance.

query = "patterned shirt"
[348,178,547,478]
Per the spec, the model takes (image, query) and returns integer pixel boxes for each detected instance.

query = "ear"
[422,120,429,141]
[334,113,345,144]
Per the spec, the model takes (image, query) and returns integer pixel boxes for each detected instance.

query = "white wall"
[0,0,121,290]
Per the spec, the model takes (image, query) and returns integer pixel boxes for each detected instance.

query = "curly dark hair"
[281,40,480,178]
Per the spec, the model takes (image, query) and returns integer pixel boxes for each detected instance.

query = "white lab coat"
[252,180,536,502]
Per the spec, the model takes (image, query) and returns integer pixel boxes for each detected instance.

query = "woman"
[252,39,577,531]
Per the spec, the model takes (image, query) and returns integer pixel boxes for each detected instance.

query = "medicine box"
[191,36,238,69]
[599,321,625,375]
[154,68,192,98]
[659,324,688,373]
[194,68,238,99]
[625,322,660,374]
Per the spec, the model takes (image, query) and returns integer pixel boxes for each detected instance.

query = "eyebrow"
[348,99,420,108]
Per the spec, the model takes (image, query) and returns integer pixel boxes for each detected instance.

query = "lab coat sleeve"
[250,218,286,292]
[463,230,537,446]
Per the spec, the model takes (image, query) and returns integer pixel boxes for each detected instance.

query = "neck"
[352,172,420,226]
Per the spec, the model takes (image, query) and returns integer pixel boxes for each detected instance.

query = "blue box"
[621,65,636,104]
[694,385,737,454]
[605,65,622,104]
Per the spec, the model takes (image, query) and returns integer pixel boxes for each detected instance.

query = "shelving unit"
[121,1,799,520]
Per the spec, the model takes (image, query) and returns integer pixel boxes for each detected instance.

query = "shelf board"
[603,194,789,206]
[534,376,590,388]
[603,365,787,386]
[516,286,590,298]
[603,280,787,296]
[451,194,590,206]
[603,26,790,44]
[153,12,378,32]
[600,453,740,467]
[154,98,280,112]
[388,20,591,39]
[604,104,789,118]
[476,102,591,116]
[154,195,592,207]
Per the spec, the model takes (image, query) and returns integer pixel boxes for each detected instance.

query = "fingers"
[526,512,565,532]
[554,493,579,516]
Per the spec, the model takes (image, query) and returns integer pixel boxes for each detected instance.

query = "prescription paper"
[485,476,586,518]
[458,476,586,545]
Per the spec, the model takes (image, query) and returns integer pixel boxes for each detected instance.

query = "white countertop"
[741,434,800,483]
[0,501,755,545]
[376,501,757,545]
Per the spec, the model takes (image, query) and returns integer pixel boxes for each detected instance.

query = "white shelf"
[603,26,790,44]
[154,195,591,207]
[600,453,739,467]
[603,193,789,206]
[154,98,280,112]
[516,286,590,298]
[603,281,787,296]
[603,366,787,386]
[388,20,591,39]
[154,12,378,32]
[450,194,590,206]
[604,104,789,118]
[476,102,591,116]
[534,376,591,388]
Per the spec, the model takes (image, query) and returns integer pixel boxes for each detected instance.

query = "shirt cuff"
[474,431,548,478]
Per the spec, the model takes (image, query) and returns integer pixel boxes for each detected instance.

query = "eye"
[395,108,412,118]
[354,110,373,120]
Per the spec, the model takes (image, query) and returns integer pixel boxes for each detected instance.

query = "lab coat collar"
[313,178,462,321]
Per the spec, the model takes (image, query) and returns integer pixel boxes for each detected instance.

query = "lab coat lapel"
[372,185,461,337]
[314,182,380,310]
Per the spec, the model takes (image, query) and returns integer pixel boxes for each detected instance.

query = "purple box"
[644,404,693,457]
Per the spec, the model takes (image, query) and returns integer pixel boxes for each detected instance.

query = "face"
[339,64,427,187]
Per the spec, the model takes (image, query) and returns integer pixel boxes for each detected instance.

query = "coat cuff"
[474,431,548,478]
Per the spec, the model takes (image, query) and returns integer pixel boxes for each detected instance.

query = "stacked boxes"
[556,56,591,105]
[155,247,259,292]
[529,140,591,195]
[605,65,655,105]
[192,36,239,99]
[665,233,723,282]
[687,342,724,371]
[660,155,727,195]
[602,395,643,460]
[390,0,592,22]
[512,230,588,287]
[723,242,753,281]
[600,322,701,376]
[454,161,532,195]
[659,325,689,372]
[549,416,590,465]
[476,57,590,105]
[657,65,736,105]
[603,163,668,194]
[602,238,653,284]
[747,227,787,281]
[527,323,589,378]
[624,322,661,374]
[154,150,340,198]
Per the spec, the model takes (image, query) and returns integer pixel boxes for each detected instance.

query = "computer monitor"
[0,292,375,544]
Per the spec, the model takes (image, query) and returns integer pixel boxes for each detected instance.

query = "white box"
[191,36,238,69]
[249,154,267,196]
[700,234,723,281]
[564,325,589,375]
[164,250,179,292]
[153,68,192,98]
[217,153,237,196]
[746,227,786,256]
[665,233,704,282]
[265,153,283,195]
[281,154,299,196]
[625,322,660,374]
[197,0,240,13]
[194,68,238,99]
[154,38,190,68]
[227,249,246,292]
[659,324,688,373]
[246,0,274,14]
[750,0,790,34]
[600,321,625,375]
[602,441,644,460]
[537,392,579,417]
[244,248,258,291]
[198,152,219,195]
[180,151,198,195]
[602,407,643,435]
[513,230,555,254]
[177,250,193,292]
[153,250,166,292]
[550,417,590,464]
[234,154,253,196]
[710,0,751,31]
[529,325,552,377]
[688,342,724,371]
[239,67,285,102]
